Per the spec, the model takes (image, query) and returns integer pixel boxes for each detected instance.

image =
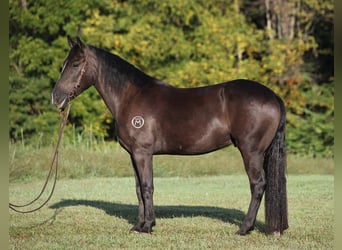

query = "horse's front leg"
[130,150,155,234]
[130,155,145,233]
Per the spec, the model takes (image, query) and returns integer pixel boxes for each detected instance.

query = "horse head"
[51,36,93,109]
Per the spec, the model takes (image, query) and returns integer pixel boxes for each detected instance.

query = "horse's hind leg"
[236,149,266,235]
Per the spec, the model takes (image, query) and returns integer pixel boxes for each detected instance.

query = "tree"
[9,0,113,144]
[240,0,333,156]
[9,0,334,156]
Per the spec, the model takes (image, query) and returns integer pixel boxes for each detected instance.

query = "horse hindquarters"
[226,82,288,235]
[235,97,288,235]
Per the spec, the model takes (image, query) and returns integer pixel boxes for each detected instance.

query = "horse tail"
[264,96,288,235]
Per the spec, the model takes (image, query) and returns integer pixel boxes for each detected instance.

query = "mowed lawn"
[9,175,333,249]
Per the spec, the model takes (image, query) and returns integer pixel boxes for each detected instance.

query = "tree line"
[9,0,334,157]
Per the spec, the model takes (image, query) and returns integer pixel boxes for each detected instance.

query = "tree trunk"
[21,0,27,9]
[264,0,298,40]
[265,0,274,40]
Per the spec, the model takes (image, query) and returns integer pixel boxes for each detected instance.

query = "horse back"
[117,79,281,155]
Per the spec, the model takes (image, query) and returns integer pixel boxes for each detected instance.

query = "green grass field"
[9,143,334,249]
[10,175,333,249]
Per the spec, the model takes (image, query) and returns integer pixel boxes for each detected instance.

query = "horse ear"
[75,36,85,50]
[67,36,85,50]
[67,35,76,48]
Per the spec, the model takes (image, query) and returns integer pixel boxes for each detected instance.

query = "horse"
[51,36,288,236]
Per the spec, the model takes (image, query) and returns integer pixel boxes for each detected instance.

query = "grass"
[9,141,334,182]
[9,140,334,248]
[9,175,333,249]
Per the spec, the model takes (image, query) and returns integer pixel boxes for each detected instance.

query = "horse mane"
[89,45,158,90]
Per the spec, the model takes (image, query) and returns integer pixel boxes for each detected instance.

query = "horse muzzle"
[51,89,69,110]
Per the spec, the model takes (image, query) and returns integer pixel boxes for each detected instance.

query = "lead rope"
[9,103,71,213]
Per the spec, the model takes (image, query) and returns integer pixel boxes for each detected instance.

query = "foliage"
[9,76,58,145]
[286,82,334,156]
[9,0,334,156]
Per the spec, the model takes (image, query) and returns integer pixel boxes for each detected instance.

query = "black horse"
[52,37,288,236]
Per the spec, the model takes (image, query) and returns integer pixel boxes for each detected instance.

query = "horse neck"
[90,47,153,118]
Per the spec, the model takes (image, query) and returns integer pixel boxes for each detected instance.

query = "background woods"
[9,0,334,157]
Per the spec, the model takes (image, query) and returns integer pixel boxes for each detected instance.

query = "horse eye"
[72,62,80,67]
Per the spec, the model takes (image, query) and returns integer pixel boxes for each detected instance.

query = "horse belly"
[156,119,232,155]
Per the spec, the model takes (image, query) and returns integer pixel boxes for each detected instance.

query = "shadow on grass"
[50,199,265,233]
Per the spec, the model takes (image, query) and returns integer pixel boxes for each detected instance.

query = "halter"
[68,57,88,101]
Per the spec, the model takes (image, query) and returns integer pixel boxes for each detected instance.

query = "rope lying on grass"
[9,103,71,213]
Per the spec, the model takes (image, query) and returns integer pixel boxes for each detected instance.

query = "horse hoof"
[272,231,281,237]
[140,226,152,234]
[130,228,141,234]
[130,226,152,234]
[235,229,247,236]
[236,225,254,236]
[130,225,142,233]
